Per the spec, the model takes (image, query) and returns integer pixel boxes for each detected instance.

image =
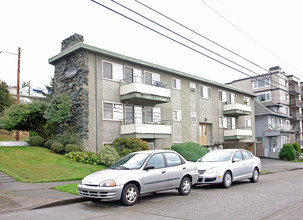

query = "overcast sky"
[1,0,303,89]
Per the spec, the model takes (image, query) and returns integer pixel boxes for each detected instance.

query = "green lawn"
[55,183,79,195]
[0,146,106,183]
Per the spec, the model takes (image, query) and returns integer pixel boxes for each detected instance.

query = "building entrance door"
[199,123,209,145]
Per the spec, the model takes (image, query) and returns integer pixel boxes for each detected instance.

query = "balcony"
[121,120,171,139]
[223,103,251,116]
[290,99,302,108]
[290,113,303,121]
[264,126,293,136]
[224,128,252,140]
[120,78,170,105]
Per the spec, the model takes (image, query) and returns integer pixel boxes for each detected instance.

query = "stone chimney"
[61,33,84,52]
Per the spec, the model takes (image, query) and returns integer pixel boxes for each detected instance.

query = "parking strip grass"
[0,146,106,183]
[55,183,79,195]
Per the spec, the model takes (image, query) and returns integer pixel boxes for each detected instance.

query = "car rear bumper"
[77,184,124,201]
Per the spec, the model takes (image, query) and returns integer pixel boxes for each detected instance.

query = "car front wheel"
[178,177,191,195]
[121,183,138,206]
[250,168,259,183]
[222,171,232,188]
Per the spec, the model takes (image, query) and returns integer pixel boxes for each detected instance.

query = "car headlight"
[99,180,116,187]
[205,168,219,174]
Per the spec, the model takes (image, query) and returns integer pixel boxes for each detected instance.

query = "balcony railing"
[290,113,303,121]
[289,86,301,94]
[121,118,171,139]
[120,77,171,105]
[223,102,251,116]
[224,127,252,140]
[290,99,302,108]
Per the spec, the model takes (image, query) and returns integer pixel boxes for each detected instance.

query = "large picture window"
[253,78,270,89]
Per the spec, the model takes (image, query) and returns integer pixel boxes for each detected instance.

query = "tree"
[0,101,49,138]
[0,94,72,139]
[0,81,14,114]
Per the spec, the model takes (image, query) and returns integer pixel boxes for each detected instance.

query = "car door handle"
[162,171,166,174]
[183,167,186,170]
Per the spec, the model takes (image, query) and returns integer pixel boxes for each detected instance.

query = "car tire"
[250,168,259,183]
[121,183,139,206]
[222,171,232,188]
[178,177,191,195]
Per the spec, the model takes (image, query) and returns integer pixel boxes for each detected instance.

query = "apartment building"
[49,34,256,153]
[227,66,302,156]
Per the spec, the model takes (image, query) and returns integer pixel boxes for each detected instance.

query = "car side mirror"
[233,158,240,163]
[144,165,155,170]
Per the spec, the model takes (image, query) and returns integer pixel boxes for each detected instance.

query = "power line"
[110,0,261,77]
[91,0,300,97]
[133,0,301,94]
[200,0,303,74]
[91,0,253,78]
[134,0,269,74]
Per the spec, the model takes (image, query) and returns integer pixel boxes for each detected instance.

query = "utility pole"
[16,47,21,141]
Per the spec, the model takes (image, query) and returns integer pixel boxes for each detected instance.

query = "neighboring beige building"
[227,66,303,155]
[49,34,256,154]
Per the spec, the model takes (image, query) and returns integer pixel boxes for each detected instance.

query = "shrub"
[44,139,55,149]
[65,144,81,153]
[28,136,44,147]
[54,132,82,147]
[292,143,301,154]
[51,142,65,154]
[113,137,150,157]
[171,142,210,162]
[65,151,101,165]
[279,144,296,161]
[99,145,120,167]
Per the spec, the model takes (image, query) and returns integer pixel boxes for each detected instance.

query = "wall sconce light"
[204,117,207,122]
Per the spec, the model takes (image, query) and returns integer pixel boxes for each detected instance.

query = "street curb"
[30,197,90,210]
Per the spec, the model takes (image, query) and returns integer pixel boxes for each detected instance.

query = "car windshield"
[110,153,149,170]
[200,151,233,162]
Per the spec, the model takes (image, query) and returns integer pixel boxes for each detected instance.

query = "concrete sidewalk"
[0,158,303,215]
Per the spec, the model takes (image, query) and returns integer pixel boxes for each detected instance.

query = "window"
[173,110,182,121]
[242,151,252,160]
[227,117,236,129]
[223,117,227,128]
[190,82,196,93]
[219,117,223,128]
[191,112,197,122]
[233,151,243,161]
[244,97,250,105]
[124,67,133,84]
[164,152,182,167]
[146,153,165,169]
[256,93,271,101]
[103,102,123,120]
[125,105,134,124]
[219,116,235,129]
[199,85,211,99]
[144,107,153,123]
[102,61,123,81]
[286,107,289,116]
[172,78,181,90]
[218,90,234,103]
[253,78,270,89]
[144,72,152,85]
[218,90,223,102]
[285,93,289,102]
[245,119,251,127]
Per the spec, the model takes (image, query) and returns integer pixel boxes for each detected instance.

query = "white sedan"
[196,149,261,188]
[78,150,199,206]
